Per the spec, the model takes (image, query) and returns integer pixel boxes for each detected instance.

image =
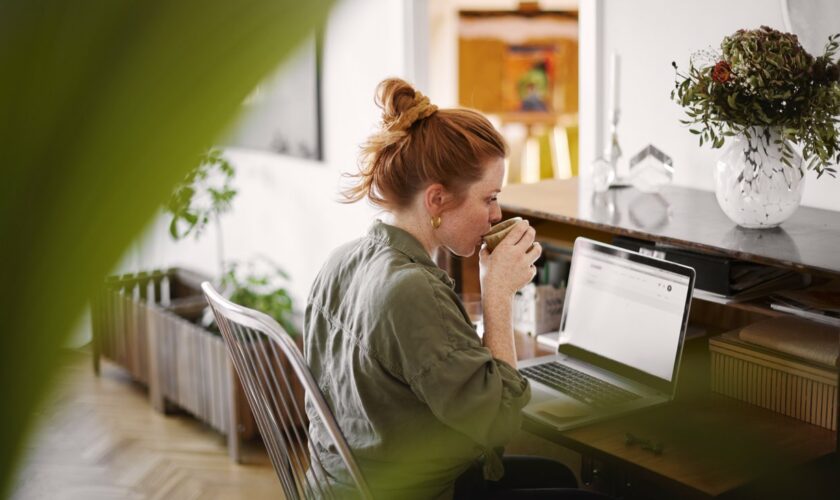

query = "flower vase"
[714,127,805,228]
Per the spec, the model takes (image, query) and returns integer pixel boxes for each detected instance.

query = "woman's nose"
[490,205,502,223]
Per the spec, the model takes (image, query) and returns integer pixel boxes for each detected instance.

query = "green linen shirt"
[304,220,531,500]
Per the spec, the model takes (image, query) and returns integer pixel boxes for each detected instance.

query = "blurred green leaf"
[0,0,334,494]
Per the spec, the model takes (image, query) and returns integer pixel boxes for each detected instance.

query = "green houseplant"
[165,149,298,335]
[672,26,840,228]
[222,258,297,336]
[166,147,237,275]
[167,148,238,239]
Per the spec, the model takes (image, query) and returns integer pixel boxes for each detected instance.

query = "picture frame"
[503,44,556,113]
[226,31,323,161]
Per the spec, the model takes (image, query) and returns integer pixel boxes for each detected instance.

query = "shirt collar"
[367,220,455,288]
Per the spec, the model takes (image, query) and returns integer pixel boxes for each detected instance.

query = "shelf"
[535,235,573,257]
[692,293,787,318]
[498,179,840,277]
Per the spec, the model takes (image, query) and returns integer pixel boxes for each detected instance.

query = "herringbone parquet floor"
[12,351,281,500]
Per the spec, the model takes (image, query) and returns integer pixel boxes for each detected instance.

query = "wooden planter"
[92,268,305,461]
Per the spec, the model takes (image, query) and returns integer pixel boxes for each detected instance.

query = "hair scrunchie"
[387,91,439,132]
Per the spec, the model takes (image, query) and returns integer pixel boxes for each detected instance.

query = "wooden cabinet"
[463,179,840,498]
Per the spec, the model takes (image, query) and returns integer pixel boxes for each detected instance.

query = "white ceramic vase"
[714,127,805,228]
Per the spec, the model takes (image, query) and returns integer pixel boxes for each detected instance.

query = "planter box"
[92,269,270,460]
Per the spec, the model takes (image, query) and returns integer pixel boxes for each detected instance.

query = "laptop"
[519,237,696,430]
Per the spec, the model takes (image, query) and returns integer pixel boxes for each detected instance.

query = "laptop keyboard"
[520,362,641,408]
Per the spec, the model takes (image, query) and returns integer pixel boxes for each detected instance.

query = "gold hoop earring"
[430,216,442,229]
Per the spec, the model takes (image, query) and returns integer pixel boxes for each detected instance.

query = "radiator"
[709,334,838,430]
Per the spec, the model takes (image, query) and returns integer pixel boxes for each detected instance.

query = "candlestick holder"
[606,108,624,184]
[591,108,628,191]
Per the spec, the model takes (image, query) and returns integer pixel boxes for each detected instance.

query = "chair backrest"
[202,282,372,499]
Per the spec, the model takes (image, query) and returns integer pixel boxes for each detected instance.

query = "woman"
[305,78,585,499]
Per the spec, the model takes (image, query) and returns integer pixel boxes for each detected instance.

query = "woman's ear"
[423,183,452,215]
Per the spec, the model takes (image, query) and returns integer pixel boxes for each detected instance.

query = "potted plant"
[166,148,299,336]
[94,148,300,461]
[166,147,237,275]
[672,26,840,228]
[221,258,297,337]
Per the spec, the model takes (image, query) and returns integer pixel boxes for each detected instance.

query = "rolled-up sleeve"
[376,269,531,479]
[409,347,530,449]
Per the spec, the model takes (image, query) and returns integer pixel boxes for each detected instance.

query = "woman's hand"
[479,220,542,297]
[478,220,541,366]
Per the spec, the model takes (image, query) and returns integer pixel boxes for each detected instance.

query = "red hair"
[341,78,507,209]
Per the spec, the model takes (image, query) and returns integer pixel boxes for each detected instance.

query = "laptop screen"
[558,239,693,383]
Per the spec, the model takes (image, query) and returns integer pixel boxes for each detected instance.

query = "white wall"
[580,0,840,210]
[117,0,840,315]
[124,0,412,307]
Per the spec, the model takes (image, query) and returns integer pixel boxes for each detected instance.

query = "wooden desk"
[523,394,836,499]
[475,179,840,498]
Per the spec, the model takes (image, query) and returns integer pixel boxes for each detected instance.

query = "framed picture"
[502,44,556,113]
[226,32,323,161]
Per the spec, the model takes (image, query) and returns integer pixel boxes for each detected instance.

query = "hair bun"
[375,78,438,133]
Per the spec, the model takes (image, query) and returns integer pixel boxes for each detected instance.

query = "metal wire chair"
[202,282,372,499]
